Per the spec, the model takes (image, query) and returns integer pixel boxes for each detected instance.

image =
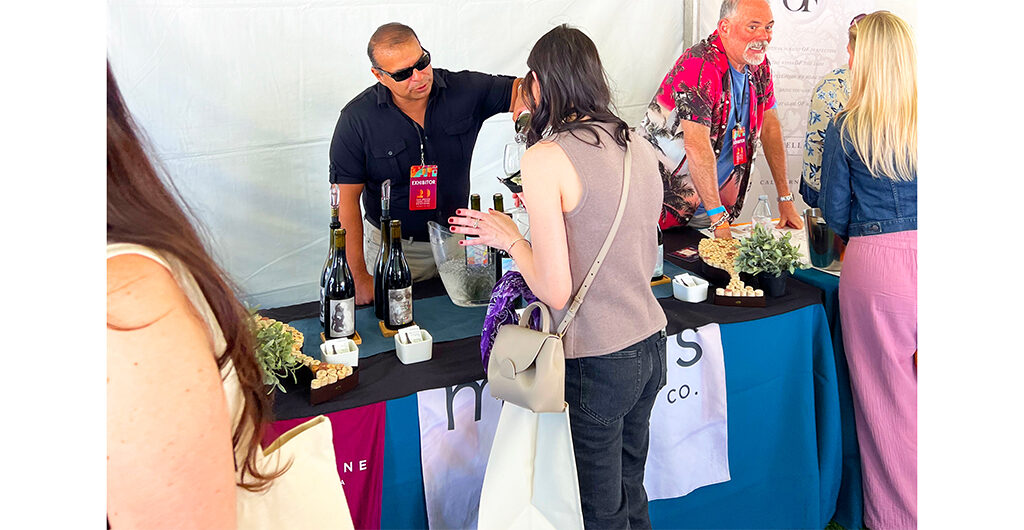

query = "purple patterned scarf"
[480,271,540,371]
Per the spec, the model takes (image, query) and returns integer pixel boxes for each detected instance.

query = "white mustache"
[746,40,769,51]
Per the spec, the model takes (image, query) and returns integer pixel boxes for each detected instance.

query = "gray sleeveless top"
[548,122,667,359]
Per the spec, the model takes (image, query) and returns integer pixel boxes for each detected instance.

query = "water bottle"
[752,195,773,234]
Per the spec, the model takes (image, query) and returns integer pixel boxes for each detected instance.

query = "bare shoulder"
[522,139,568,166]
[107,253,186,330]
[521,140,575,182]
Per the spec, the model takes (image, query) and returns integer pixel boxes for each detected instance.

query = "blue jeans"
[565,330,668,529]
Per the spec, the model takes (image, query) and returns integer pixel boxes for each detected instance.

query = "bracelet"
[709,215,731,231]
[777,194,794,203]
[706,205,726,217]
[507,237,531,253]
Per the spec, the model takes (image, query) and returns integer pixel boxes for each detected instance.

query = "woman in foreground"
[107,63,349,529]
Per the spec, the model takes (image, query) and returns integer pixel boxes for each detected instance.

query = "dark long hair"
[522,24,629,148]
[106,62,284,491]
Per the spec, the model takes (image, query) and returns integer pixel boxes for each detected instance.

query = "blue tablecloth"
[378,304,841,529]
[287,260,688,360]
[794,267,864,530]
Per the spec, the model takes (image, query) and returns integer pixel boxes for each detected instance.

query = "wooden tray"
[379,320,417,338]
[320,330,362,345]
[650,275,671,286]
[295,364,360,406]
[709,290,766,307]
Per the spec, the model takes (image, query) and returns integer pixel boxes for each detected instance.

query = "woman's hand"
[449,208,523,252]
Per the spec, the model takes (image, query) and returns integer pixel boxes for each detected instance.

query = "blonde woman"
[819,11,917,530]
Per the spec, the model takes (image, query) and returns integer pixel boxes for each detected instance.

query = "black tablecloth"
[270,227,824,420]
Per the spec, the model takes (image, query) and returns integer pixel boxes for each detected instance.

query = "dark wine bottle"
[652,225,664,282]
[383,220,414,330]
[320,206,341,329]
[373,186,392,322]
[465,194,489,267]
[493,193,509,282]
[324,228,356,340]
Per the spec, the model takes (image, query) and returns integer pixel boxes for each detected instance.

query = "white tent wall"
[107,0,687,309]
[108,0,917,310]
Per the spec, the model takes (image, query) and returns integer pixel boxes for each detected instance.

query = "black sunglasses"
[850,13,867,26]
[377,49,431,82]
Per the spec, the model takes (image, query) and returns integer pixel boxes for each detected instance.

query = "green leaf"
[252,315,302,394]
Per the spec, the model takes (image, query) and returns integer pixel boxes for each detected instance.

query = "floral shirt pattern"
[801,67,850,207]
[638,31,776,229]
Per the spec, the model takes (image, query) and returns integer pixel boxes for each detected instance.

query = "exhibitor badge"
[410,165,438,210]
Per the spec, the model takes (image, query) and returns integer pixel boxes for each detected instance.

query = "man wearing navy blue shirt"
[330,23,522,304]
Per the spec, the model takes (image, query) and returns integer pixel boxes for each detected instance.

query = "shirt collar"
[375,68,448,107]
[708,31,731,73]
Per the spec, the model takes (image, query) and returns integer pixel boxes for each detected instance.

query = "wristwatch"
[777,194,794,202]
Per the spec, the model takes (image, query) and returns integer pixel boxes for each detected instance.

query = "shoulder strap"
[555,138,632,337]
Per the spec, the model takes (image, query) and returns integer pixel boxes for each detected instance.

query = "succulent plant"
[250,311,304,394]
[734,224,808,277]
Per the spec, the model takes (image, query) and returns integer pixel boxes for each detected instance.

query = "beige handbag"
[237,415,354,530]
[487,139,633,413]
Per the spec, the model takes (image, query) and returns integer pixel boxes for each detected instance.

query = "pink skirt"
[838,230,917,529]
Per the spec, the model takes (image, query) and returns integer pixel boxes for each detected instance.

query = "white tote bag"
[236,415,354,530]
[478,402,585,530]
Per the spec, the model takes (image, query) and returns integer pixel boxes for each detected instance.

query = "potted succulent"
[734,224,807,297]
[251,312,304,394]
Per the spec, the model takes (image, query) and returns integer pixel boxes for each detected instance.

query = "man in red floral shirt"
[639,0,802,238]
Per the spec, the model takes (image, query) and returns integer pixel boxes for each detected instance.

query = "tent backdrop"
[107,0,915,309]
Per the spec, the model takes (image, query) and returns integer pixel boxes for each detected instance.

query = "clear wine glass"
[503,142,526,177]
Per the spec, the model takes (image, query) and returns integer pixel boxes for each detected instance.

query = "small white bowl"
[672,274,709,303]
[395,326,433,365]
[320,338,359,367]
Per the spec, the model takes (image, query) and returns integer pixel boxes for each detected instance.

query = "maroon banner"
[264,402,387,529]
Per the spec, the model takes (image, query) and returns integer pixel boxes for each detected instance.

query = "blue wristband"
[706,206,726,217]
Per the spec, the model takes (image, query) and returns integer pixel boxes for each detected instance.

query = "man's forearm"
[689,151,723,211]
[335,183,370,276]
[680,121,723,212]
[339,208,367,273]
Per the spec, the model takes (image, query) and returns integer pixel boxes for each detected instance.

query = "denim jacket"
[819,115,917,240]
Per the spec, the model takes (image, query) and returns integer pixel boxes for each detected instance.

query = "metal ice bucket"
[804,208,845,271]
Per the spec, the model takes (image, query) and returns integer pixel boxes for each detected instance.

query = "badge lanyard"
[731,71,749,166]
[409,121,438,211]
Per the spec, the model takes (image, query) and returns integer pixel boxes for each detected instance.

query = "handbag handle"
[555,136,633,337]
[519,301,553,334]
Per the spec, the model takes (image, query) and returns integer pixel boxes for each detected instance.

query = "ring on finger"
[473,219,479,228]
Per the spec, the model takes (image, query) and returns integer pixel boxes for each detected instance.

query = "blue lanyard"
[731,70,749,127]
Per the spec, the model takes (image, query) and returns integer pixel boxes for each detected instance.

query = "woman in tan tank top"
[450,25,668,529]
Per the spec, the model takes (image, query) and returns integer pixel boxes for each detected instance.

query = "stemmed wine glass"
[503,142,526,179]
[499,112,531,237]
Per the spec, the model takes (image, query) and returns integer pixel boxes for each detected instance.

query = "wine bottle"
[383,220,414,330]
[373,181,392,322]
[465,194,489,267]
[324,228,356,340]
[652,225,664,282]
[320,206,341,329]
[493,193,510,282]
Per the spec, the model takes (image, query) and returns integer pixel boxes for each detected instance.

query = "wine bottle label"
[465,243,490,267]
[328,297,355,338]
[388,287,413,326]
